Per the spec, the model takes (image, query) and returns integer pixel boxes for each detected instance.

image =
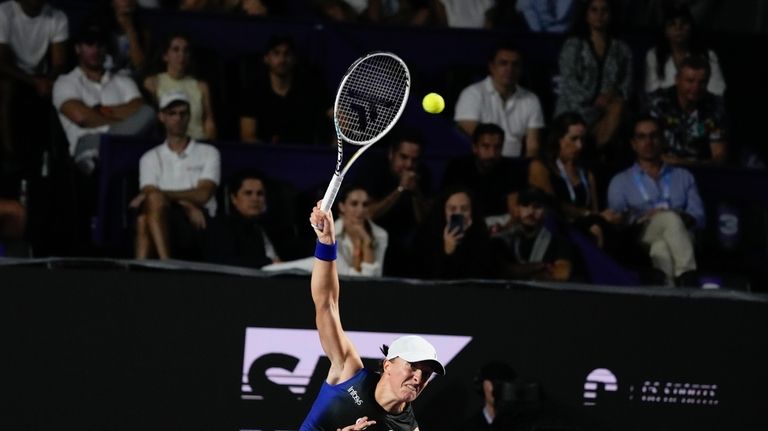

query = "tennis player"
[300,202,446,431]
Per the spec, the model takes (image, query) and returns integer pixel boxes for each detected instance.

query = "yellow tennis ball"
[422,93,445,114]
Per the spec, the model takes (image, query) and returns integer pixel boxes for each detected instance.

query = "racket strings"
[336,55,408,144]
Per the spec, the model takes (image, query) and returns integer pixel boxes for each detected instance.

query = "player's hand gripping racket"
[313,52,411,230]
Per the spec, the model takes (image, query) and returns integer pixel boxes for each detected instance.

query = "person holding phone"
[415,187,496,279]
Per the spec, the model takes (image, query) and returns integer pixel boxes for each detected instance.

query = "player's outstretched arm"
[310,203,364,385]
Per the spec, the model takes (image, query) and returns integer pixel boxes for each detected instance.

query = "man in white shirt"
[454,44,545,158]
[52,21,154,174]
[130,91,220,260]
[0,0,68,163]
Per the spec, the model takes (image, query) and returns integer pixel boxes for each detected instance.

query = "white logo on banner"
[583,368,720,407]
[241,327,472,399]
[583,368,618,406]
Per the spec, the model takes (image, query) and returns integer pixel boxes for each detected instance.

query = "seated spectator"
[104,0,152,78]
[606,115,705,286]
[239,35,329,144]
[414,187,495,279]
[555,0,632,151]
[442,123,524,219]
[203,171,280,268]
[0,0,68,172]
[433,0,494,28]
[130,92,220,260]
[528,112,620,248]
[455,43,545,158]
[647,55,728,164]
[358,130,431,276]
[492,187,573,282]
[515,0,575,33]
[644,3,725,96]
[144,33,216,140]
[263,185,388,276]
[53,21,155,175]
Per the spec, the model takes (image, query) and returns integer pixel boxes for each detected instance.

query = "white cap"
[386,335,445,375]
[159,91,190,110]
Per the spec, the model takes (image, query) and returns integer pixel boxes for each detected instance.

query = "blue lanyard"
[632,165,671,204]
[556,159,589,205]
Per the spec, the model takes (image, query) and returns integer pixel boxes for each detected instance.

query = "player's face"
[488,49,521,89]
[631,120,663,161]
[586,0,611,32]
[164,37,191,72]
[384,358,434,403]
[231,179,266,218]
[264,43,295,77]
[676,66,708,104]
[445,191,472,228]
[558,124,586,162]
[473,133,503,164]
[339,189,370,224]
[389,141,420,176]
[160,103,191,137]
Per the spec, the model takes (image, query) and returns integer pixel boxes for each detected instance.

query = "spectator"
[0,0,68,171]
[144,33,216,141]
[130,92,220,260]
[647,55,727,164]
[53,21,155,175]
[555,0,632,151]
[239,35,329,144]
[455,43,545,158]
[528,112,620,248]
[203,171,279,268]
[442,123,524,219]
[415,187,495,279]
[606,115,704,286]
[264,185,388,276]
[358,130,431,276]
[516,0,575,33]
[104,0,152,78]
[644,3,725,96]
[492,187,573,281]
[433,0,494,28]
[463,361,517,431]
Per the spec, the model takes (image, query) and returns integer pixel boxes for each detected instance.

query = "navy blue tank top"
[300,368,418,431]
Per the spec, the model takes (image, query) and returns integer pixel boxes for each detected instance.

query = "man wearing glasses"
[606,115,705,286]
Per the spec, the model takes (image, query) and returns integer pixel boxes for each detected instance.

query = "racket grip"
[320,173,344,213]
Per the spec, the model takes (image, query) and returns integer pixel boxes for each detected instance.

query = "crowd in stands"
[1,0,766,289]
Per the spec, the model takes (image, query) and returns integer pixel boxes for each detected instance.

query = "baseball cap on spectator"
[159,91,190,110]
[264,34,295,52]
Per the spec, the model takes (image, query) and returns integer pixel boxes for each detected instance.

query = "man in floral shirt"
[647,55,728,164]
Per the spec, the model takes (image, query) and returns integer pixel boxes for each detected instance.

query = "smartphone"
[448,214,464,233]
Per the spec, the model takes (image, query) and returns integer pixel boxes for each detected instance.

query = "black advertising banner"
[2,262,767,430]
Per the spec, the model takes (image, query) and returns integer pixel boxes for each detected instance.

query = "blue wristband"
[315,240,337,261]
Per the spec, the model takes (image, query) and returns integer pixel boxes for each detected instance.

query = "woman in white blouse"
[263,185,388,277]
[644,4,725,95]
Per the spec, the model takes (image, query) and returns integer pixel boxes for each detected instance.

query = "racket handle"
[320,173,344,213]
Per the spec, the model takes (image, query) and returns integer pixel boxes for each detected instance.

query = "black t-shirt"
[357,155,432,238]
[240,69,328,144]
[203,212,272,268]
[442,156,525,216]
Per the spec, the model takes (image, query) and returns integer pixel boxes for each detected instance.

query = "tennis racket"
[315,52,411,228]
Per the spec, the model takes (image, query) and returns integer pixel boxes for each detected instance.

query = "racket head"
[333,52,411,146]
